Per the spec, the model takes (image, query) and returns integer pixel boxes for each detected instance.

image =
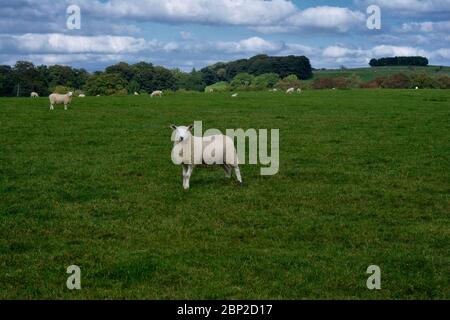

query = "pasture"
[0,90,449,299]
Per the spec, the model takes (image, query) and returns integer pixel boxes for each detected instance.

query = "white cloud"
[370,44,429,57]
[0,34,148,54]
[399,21,450,33]
[82,0,297,26]
[354,0,450,15]
[285,6,366,32]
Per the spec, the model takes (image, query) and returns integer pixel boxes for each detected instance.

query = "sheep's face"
[170,125,193,143]
[68,92,73,97]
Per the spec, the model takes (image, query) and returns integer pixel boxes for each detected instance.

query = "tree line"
[369,56,429,67]
[0,55,313,97]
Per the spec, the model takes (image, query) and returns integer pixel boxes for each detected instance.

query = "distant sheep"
[297,88,302,93]
[49,92,73,110]
[231,93,238,98]
[151,90,163,98]
[286,88,295,94]
[170,125,242,190]
[415,87,419,90]
[31,92,39,98]
[134,92,139,96]
[78,94,86,98]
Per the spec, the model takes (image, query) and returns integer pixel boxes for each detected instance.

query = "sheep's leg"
[64,104,67,111]
[185,165,194,190]
[222,164,232,178]
[50,104,54,110]
[233,165,242,183]
[182,165,188,189]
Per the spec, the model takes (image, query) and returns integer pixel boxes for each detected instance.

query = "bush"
[436,75,450,89]
[230,73,254,90]
[252,73,280,90]
[51,85,75,94]
[379,73,412,89]
[410,73,439,89]
[276,75,304,91]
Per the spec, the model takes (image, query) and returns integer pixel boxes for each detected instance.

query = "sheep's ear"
[187,125,194,131]
[170,124,177,130]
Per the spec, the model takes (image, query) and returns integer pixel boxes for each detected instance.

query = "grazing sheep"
[31,92,39,98]
[151,90,163,98]
[78,94,86,98]
[170,125,242,190]
[134,92,139,96]
[209,89,214,93]
[415,87,419,90]
[286,87,295,94]
[231,93,238,97]
[49,92,73,110]
[297,88,302,93]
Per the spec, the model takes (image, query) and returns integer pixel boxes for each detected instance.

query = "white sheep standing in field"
[151,90,163,98]
[415,87,419,90]
[286,87,295,94]
[134,92,139,96]
[297,88,302,93]
[31,92,39,98]
[170,125,242,190]
[78,93,86,98]
[49,92,73,110]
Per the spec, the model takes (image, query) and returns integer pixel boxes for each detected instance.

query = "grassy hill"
[312,66,450,82]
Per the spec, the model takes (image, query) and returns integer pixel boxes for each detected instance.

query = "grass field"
[0,90,449,299]
[313,65,450,82]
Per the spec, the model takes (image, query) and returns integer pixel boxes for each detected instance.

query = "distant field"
[313,66,450,82]
[0,90,449,299]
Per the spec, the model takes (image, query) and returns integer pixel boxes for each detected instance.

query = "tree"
[84,73,128,96]
[200,68,218,86]
[153,66,177,91]
[105,62,135,82]
[230,73,254,90]
[369,56,429,67]
[252,73,280,89]
[0,65,15,96]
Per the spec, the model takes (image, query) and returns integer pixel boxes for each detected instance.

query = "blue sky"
[0,0,449,71]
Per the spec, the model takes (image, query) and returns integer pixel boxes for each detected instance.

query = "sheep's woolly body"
[49,92,73,110]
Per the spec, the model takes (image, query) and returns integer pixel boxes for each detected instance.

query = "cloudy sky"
[1,0,449,71]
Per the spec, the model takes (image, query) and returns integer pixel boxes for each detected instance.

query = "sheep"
[231,93,238,98]
[49,92,73,110]
[31,92,39,98]
[151,90,163,98]
[134,92,139,96]
[209,89,214,93]
[297,88,302,93]
[170,125,242,190]
[415,87,419,90]
[286,87,295,94]
[78,94,86,98]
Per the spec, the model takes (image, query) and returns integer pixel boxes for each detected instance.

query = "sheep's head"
[170,125,193,143]
[68,92,73,97]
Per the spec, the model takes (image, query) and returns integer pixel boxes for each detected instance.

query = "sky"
[0,0,449,71]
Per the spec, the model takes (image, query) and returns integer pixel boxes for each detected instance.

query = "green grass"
[313,66,450,82]
[0,90,449,299]
[205,81,229,92]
